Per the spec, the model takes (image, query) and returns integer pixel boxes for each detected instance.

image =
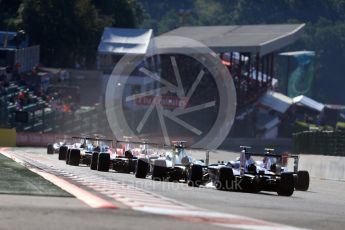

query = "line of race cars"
[47,137,309,197]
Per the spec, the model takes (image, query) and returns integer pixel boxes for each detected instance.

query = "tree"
[194,0,236,25]
[157,10,181,34]
[92,0,145,28]
[0,0,22,30]
[20,0,105,67]
[234,0,291,24]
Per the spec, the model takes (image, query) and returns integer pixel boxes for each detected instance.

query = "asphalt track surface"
[1,147,345,230]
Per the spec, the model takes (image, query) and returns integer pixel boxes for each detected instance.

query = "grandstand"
[0,79,109,135]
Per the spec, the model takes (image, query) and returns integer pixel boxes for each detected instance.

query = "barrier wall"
[16,132,72,147]
[0,128,16,147]
[299,154,345,181]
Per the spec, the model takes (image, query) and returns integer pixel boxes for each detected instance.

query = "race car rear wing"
[72,136,114,142]
[246,152,299,158]
[240,151,299,175]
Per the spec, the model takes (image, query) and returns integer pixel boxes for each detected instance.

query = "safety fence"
[293,131,345,156]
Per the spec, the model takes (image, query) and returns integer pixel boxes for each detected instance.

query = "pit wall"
[16,132,72,147]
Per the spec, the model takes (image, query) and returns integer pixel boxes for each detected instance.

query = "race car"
[58,136,114,168]
[110,140,150,173]
[88,139,161,173]
[187,146,296,196]
[57,137,85,160]
[260,148,310,191]
[135,141,205,182]
[47,137,72,154]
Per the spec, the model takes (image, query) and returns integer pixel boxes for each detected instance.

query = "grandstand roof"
[161,24,305,56]
[98,27,153,55]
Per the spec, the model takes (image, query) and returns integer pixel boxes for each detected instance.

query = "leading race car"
[187,146,296,196]
[135,141,205,182]
[260,148,310,191]
[47,136,73,154]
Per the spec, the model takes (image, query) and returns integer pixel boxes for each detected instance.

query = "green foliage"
[139,0,195,33]
[0,0,145,67]
[0,154,71,196]
[157,10,181,34]
[92,0,145,28]
[19,0,103,67]
[234,0,291,24]
[0,0,22,29]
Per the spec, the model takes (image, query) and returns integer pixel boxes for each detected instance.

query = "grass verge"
[0,154,71,197]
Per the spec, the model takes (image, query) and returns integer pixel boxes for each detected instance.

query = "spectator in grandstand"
[18,90,25,101]
[17,91,27,107]
[63,103,71,113]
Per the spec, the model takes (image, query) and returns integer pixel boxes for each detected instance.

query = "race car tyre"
[90,151,99,170]
[216,167,234,190]
[187,164,203,187]
[135,158,149,178]
[58,146,68,160]
[152,160,167,181]
[295,170,310,191]
[277,172,294,196]
[66,149,72,164]
[69,149,81,166]
[168,167,185,182]
[97,152,110,172]
[47,144,54,154]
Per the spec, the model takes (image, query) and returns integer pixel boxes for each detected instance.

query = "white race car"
[135,141,205,182]
[187,146,298,196]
